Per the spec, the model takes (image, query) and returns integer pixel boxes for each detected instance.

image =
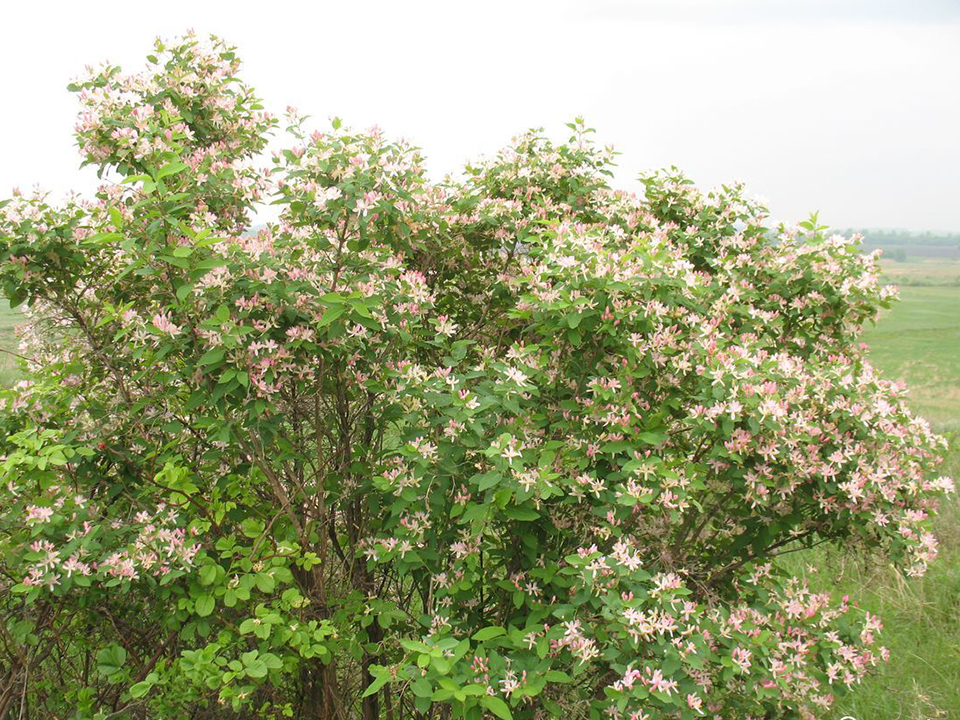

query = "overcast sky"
[3,0,958,232]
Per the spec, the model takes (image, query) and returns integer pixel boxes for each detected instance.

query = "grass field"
[877,257,960,288]
[0,266,957,718]
[0,299,21,387]
[809,276,960,720]
[864,285,960,430]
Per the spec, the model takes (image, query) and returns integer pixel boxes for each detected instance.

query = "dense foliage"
[0,34,953,720]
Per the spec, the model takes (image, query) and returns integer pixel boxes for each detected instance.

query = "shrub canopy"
[0,33,952,720]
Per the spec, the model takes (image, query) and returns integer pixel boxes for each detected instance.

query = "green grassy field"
[864,285,960,430]
[878,256,960,288]
[0,299,21,387]
[809,275,960,720]
[0,267,957,718]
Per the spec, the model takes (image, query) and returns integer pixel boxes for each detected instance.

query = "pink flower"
[647,668,678,695]
[25,506,54,524]
[732,647,752,673]
[151,311,181,336]
[312,185,343,209]
[355,190,380,216]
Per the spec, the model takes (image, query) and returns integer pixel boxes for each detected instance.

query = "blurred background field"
[0,299,20,387]
[876,258,960,289]
[865,282,960,431]
[804,243,960,719]
[0,235,957,719]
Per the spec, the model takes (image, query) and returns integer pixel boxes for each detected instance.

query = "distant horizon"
[241,220,960,238]
[242,219,960,236]
[836,226,960,236]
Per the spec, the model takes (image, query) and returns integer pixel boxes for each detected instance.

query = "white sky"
[3,0,958,232]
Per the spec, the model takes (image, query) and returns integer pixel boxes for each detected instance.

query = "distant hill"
[841,229,960,261]
[842,229,960,247]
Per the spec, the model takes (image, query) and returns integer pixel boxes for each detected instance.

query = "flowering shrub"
[0,33,953,720]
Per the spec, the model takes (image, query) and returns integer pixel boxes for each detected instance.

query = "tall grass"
[782,438,960,720]
[789,278,960,719]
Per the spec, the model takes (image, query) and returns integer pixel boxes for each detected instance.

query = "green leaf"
[256,573,276,593]
[362,671,389,698]
[108,206,124,230]
[199,564,218,586]
[96,645,127,676]
[195,594,215,617]
[84,231,122,246]
[472,626,505,641]
[245,660,268,678]
[638,430,666,446]
[478,472,501,491]
[410,678,432,698]
[481,696,512,720]
[400,639,431,653]
[503,506,539,521]
[198,348,225,366]
[317,305,346,328]
[261,653,283,670]
[281,587,303,605]
[241,518,264,538]
[157,161,189,179]
[129,680,152,698]
[350,300,373,318]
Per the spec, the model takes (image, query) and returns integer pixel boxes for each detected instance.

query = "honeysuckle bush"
[0,33,953,720]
